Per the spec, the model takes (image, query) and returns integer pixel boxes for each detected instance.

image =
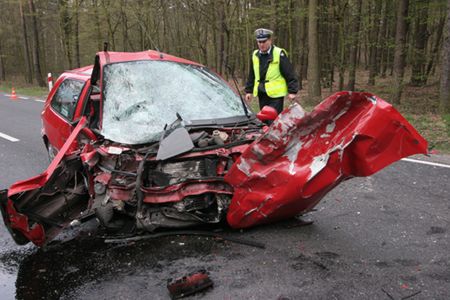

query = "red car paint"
[225,92,427,228]
[0,51,428,247]
[41,66,92,153]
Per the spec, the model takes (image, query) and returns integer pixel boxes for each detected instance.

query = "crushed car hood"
[225,91,427,228]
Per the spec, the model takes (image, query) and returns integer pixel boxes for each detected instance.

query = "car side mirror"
[256,106,278,122]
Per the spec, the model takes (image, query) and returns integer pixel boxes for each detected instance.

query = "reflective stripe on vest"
[252,46,288,98]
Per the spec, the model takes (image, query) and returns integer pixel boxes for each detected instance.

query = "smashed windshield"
[101,60,248,144]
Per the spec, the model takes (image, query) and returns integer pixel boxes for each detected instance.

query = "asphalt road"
[0,92,449,299]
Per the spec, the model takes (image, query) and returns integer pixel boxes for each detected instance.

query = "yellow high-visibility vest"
[252,46,288,98]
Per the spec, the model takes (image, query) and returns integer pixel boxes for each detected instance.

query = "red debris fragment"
[167,270,213,299]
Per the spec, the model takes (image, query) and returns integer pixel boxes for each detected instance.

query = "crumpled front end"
[0,117,91,246]
[225,91,428,228]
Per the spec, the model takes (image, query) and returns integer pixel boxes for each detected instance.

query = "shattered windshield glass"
[101,60,247,144]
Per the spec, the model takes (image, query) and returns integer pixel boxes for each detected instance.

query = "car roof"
[63,65,93,79]
[96,50,203,66]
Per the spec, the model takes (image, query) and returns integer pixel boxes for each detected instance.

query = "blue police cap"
[255,28,273,41]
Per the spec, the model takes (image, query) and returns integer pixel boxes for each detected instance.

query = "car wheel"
[47,143,58,162]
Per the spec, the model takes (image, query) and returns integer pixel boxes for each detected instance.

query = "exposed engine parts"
[90,128,251,234]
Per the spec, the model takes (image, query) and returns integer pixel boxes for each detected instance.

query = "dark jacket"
[245,46,299,96]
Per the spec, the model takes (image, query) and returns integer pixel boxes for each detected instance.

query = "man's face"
[257,38,272,53]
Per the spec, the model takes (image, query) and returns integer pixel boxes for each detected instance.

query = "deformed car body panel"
[2,117,89,246]
[225,91,428,228]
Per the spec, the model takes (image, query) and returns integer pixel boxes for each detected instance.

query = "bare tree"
[0,43,5,81]
[440,0,450,114]
[392,0,409,104]
[368,0,382,86]
[19,0,32,83]
[28,0,45,86]
[346,0,362,91]
[59,0,73,69]
[74,0,82,68]
[426,13,446,79]
[410,0,430,86]
[307,0,321,100]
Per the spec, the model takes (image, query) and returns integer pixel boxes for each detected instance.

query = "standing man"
[245,28,299,114]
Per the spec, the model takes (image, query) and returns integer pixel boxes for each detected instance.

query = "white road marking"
[401,157,450,169]
[19,96,29,100]
[35,99,45,103]
[0,132,20,142]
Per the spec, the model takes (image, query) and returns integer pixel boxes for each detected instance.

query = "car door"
[42,78,86,151]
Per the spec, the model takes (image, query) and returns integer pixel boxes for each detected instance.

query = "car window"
[50,79,85,121]
[101,60,248,144]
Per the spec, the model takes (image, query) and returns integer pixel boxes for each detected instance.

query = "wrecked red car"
[0,50,428,247]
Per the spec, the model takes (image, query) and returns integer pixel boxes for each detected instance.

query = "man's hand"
[288,93,298,103]
[245,93,253,103]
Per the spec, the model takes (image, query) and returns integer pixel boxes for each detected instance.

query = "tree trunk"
[121,0,129,51]
[298,3,307,89]
[103,0,117,50]
[410,0,429,86]
[28,0,45,87]
[325,2,336,91]
[92,0,102,51]
[392,0,409,104]
[218,0,226,75]
[288,0,293,57]
[380,0,391,78]
[307,0,321,100]
[368,1,382,86]
[74,0,81,67]
[337,11,345,91]
[426,14,446,79]
[346,0,362,91]
[439,0,450,114]
[19,0,32,84]
[0,42,6,81]
[59,0,73,69]
[376,0,387,75]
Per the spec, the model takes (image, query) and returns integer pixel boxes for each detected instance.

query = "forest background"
[0,0,449,151]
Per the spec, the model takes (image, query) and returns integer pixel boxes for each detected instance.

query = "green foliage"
[0,0,447,123]
[442,114,450,136]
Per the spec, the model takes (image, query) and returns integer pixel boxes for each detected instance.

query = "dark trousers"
[258,92,284,114]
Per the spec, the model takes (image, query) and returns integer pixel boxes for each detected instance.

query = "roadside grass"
[0,81,48,98]
[404,113,450,152]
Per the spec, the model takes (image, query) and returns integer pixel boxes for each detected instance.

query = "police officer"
[245,28,299,114]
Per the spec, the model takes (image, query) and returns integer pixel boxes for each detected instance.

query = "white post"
[47,73,53,91]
